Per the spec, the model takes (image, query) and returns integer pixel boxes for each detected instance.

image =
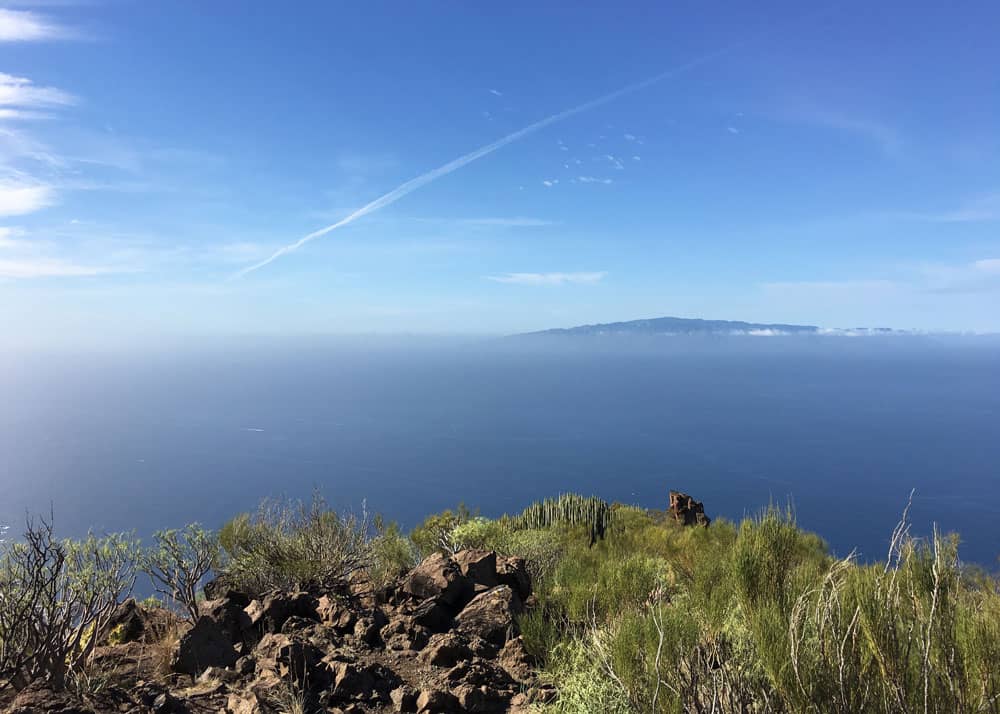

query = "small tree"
[143,524,220,622]
[0,514,138,692]
[410,503,475,557]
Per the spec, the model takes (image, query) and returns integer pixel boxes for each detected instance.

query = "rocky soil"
[3,550,553,714]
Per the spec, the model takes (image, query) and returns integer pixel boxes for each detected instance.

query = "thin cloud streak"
[411,216,557,227]
[487,271,606,285]
[0,257,110,278]
[232,41,747,279]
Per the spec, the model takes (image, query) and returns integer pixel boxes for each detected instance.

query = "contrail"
[232,45,738,279]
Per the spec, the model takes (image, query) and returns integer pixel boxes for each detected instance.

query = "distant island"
[514,315,899,338]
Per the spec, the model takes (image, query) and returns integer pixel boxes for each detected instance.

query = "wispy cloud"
[0,9,71,42]
[0,226,26,248]
[791,108,902,155]
[604,154,625,170]
[762,258,1000,300]
[575,175,613,184]
[453,217,557,227]
[0,179,54,216]
[0,256,111,278]
[488,88,503,97]
[486,271,606,285]
[542,179,558,187]
[0,72,76,111]
[916,258,1000,294]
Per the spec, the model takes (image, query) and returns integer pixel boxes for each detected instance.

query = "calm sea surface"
[2,337,998,564]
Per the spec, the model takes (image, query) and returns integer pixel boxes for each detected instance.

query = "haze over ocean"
[3,336,998,565]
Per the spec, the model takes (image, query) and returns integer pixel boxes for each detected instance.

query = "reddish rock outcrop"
[668,490,711,527]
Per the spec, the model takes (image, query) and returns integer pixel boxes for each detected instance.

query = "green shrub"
[410,503,475,557]
[543,637,634,714]
[218,493,374,597]
[368,519,418,590]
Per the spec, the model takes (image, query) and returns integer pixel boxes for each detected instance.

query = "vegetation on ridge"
[412,496,1000,713]
[1,490,999,713]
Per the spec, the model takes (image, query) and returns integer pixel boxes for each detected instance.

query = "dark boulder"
[455,585,522,647]
[245,591,318,636]
[102,598,148,644]
[200,593,253,647]
[496,556,532,601]
[317,594,357,632]
[171,616,238,675]
[416,689,460,713]
[420,632,472,668]
[453,550,499,591]
[410,597,454,633]
[668,490,711,527]
[401,552,469,607]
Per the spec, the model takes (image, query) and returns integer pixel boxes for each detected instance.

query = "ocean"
[2,335,998,565]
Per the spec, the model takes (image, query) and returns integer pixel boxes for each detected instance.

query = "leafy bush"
[218,493,374,597]
[142,523,220,621]
[409,503,475,557]
[368,519,418,590]
[0,515,139,692]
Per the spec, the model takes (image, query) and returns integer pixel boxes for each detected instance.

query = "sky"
[1,0,999,346]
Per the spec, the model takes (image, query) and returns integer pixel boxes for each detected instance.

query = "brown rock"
[452,550,499,589]
[401,552,468,607]
[201,593,254,646]
[317,594,357,632]
[445,659,515,689]
[226,691,261,714]
[171,616,238,675]
[197,665,242,685]
[383,616,430,652]
[329,661,373,698]
[244,591,318,636]
[455,585,522,647]
[7,684,96,714]
[453,683,510,713]
[420,632,472,667]
[411,597,453,632]
[416,689,460,713]
[668,490,711,527]
[496,556,532,601]
[101,598,147,644]
[390,685,418,712]
[498,636,535,683]
[275,637,329,687]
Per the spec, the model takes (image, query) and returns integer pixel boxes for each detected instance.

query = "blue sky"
[1,0,998,345]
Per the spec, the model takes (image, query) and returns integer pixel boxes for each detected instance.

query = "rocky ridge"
[5,550,551,714]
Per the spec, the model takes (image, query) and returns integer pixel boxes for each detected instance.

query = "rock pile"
[5,549,551,714]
